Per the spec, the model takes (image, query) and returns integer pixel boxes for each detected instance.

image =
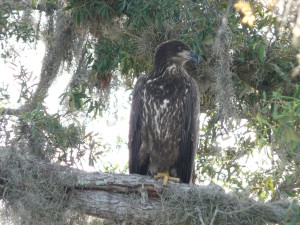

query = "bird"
[128,40,200,185]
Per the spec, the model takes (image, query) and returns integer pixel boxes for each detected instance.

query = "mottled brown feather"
[128,40,200,184]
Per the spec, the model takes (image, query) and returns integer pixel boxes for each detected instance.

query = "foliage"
[93,37,119,75]
[0,4,35,59]
[284,200,300,225]
[0,5,35,43]
[0,0,300,224]
[254,87,300,197]
[64,0,217,76]
[18,106,83,159]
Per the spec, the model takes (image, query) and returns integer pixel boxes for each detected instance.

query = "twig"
[196,207,207,225]
[209,205,219,225]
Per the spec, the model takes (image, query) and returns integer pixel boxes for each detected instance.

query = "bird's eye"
[178,46,183,51]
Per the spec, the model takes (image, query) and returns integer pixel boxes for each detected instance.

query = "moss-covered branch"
[0,149,295,225]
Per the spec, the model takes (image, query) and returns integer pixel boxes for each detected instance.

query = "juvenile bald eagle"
[128,40,200,185]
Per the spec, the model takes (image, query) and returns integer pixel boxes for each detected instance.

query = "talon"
[154,172,180,185]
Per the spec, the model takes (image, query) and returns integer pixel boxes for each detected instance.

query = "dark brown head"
[154,40,200,69]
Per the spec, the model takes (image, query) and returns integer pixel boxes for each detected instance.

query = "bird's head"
[154,40,200,69]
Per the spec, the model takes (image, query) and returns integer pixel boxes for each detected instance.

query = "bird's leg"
[154,171,180,185]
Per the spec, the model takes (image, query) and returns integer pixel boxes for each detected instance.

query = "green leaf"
[122,0,127,11]
[84,7,93,19]
[258,45,266,62]
[32,0,37,8]
[75,11,83,26]
[272,103,278,120]
[284,127,300,142]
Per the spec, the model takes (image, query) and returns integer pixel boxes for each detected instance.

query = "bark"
[66,169,291,224]
[71,172,162,223]
[0,150,293,224]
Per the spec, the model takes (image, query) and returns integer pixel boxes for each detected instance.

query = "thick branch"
[70,172,166,223]
[26,11,73,111]
[70,171,291,224]
[0,151,294,224]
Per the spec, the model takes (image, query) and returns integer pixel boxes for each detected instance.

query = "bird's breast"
[141,80,187,141]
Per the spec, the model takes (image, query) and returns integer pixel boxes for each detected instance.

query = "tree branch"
[70,171,291,224]
[0,150,294,224]
[0,108,22,116]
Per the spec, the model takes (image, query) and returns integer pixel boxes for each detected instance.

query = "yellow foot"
[154,172,180,185]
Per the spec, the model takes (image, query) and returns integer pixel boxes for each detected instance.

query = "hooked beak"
[178,50,200,64]
[189,51,200,64]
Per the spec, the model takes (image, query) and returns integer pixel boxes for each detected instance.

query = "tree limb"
[70,171,291,224]
[0,108,22,116]
[0,150,294,224]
